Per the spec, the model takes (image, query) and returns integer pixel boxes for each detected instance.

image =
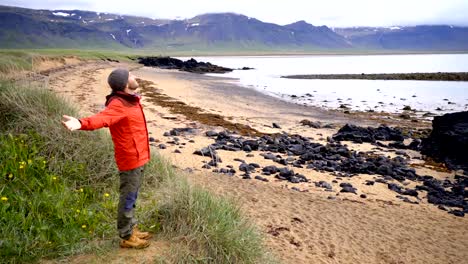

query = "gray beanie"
[107,68,129,91]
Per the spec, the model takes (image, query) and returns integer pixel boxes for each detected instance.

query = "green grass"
[143,157,275,263]
[0,132,115,262]
[0,50,34,73]
[0,49,138,75]
[0,79,274,263]
[0,80,119,263]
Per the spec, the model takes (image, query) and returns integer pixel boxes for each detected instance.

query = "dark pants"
[117,165,144,239]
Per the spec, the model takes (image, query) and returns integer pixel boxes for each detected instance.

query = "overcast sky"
[2,0,468,27]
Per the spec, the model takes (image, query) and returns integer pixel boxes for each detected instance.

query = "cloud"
[1,0,468,27]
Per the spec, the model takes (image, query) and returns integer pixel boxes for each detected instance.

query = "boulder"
[421,111,468,171]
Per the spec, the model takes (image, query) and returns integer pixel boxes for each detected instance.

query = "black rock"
[208,159,218,167]
[193,147,216,157]
[408,139,422,150]
[279,168,295,177]
[243,140,260,151]
[242,174,252,179]
[206,131,219,137]
[243,145,252,152]
[174,149,181,154]
[332,124,405,143]
[138,56,233,74]
[375,179,387,184]
[421,111,468,171]
[403,106,412,111]
[262,165,279,174]
[388,183,403,193]
[158,144,167,149]
[396,195,419,204]
[399,114,411,119]
[249,163,261,168]
[365,180,375,186]
[272,123,282,129]
[239,163,256,173]
[300,120,322,128]
[315,181,333,190]
[402,189,418,197]
[340,186,357,194]
[262,153,277,160]
[255,175,269,182]
[449,210,465,217]
[389,142,407,149]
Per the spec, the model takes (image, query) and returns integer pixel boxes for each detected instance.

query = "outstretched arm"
[62,100,126,131]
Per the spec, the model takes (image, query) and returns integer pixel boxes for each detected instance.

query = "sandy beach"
[39,58,467,264]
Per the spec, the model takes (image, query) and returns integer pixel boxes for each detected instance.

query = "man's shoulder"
[107,96,135,108]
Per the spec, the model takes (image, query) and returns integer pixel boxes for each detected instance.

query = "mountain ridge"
[1,5,467,52]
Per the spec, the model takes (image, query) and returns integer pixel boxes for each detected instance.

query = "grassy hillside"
[0,58,275,263]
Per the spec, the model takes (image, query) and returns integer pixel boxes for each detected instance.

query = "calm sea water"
[178,54,468,115]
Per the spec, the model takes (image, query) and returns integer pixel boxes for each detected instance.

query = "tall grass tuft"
[0,51,34,75]
[143,158,276,264]
[0,81,119,263]
[0,81,116,185]
[0,80,275,263]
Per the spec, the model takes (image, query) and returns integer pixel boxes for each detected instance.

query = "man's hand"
[62,115,81,131]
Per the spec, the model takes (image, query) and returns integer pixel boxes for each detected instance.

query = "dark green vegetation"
[282,72,468,81]
[0,77,274,262]
[1,5,467,53]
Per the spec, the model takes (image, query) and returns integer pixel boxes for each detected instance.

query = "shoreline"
[282,72,468,81]
[38,59,468,264]
[166,50,468,57]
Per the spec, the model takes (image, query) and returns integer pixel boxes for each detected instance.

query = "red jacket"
[79,92,150,171]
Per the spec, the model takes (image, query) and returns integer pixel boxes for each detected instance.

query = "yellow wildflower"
[1,197,7,202]
[52,176,57,180]
[104,193,110,197]
[81,225,87,229]
[79,188,84,193]
[76,209,80,213]
[19,165,24,169]
[27,159,32,164]
[8,174,13,179]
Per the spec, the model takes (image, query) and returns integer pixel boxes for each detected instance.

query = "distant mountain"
[334,26,468,51]
[1,5,467,52]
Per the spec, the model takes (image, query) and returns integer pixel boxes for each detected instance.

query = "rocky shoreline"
[160,112,468,217]
[282,72,468,81]
[137,56,234,74]
[134,67,466,217]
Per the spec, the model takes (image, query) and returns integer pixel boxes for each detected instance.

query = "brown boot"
[133,225,153,240]
[119,233,150,249]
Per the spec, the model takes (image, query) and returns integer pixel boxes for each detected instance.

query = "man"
[62,68,152,249]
